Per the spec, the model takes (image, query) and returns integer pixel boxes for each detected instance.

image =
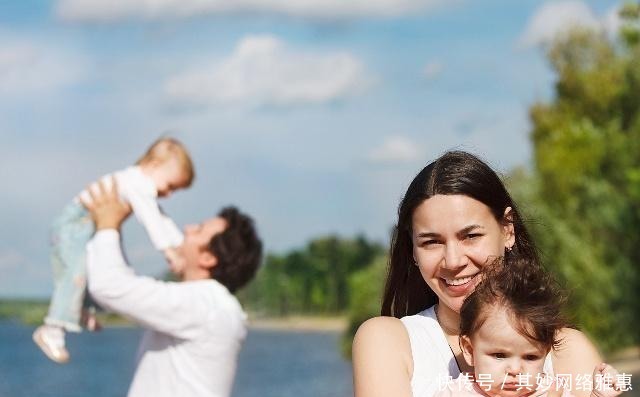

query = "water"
[0,321,353,397]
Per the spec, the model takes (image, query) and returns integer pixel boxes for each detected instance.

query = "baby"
[436,257,622,397]
[33,137,194,363]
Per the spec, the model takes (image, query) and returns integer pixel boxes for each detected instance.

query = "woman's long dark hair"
[381,151,540,318]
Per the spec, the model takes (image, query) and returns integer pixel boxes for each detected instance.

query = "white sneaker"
[33,325,70,364]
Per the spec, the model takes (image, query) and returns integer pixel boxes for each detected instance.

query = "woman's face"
[412,194,514,313]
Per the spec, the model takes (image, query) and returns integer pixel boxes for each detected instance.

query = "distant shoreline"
[94,315,349,332]
[0,299,348,332]
[247,315,347,332]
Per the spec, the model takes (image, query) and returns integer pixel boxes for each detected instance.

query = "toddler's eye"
[492,353,506,359]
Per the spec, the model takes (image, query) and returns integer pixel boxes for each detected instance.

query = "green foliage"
[0,299,48,325]
[238,234,385,317]
[341,255,387,359]
[620,1,640,46]
[0,299,131,327]
[524,13,640,352]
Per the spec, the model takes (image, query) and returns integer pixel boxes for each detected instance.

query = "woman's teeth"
[443,275,474,286]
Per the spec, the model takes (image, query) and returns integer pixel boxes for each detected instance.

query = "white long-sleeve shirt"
[77,166,183,250]
[87,230,248,397]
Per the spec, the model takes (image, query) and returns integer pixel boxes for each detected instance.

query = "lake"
[0,321,353,397]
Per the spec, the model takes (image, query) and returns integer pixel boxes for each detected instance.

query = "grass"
[0,299,131,326]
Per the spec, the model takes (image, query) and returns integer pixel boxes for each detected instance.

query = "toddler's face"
[151,158,190,197]
[461,306,548,397]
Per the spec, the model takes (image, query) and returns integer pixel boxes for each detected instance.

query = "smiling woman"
[411,194,514,316]
[352,151,602,397]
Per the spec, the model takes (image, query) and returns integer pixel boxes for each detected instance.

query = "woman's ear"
[460,335,475,367]
[502,206,515,249]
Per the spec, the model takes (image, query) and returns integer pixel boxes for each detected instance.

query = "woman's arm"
[551,327,603,397]
[353,316,414,397]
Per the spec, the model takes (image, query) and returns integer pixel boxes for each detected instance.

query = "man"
[83,180,262,397]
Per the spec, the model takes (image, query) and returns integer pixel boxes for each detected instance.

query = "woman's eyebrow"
[456,225,483,236]
[416,231,439,238]
[416,224,485,239]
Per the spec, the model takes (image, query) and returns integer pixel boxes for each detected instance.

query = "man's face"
[176,217,227,277]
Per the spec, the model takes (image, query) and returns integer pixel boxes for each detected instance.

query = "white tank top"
[400,306,555,397]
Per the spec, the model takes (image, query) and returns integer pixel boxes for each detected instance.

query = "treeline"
[239,235,386,317]
[0,299,48,325]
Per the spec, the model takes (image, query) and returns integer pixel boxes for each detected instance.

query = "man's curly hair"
[208,206,262,293]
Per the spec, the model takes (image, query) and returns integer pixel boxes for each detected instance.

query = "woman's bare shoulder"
[355,316,407,341]
[352,316,414,397]
[353,316,412,359]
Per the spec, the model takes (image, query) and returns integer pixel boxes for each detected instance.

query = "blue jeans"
[44,202,95,332]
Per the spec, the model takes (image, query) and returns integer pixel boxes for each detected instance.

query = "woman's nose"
[442,242,466,270]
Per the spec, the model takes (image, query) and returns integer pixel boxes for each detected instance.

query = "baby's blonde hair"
[136,137,194,187]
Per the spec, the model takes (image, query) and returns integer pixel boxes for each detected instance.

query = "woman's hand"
[590,363,622,397]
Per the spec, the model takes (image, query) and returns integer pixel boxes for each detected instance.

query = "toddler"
[435,257,622,397]
[33,137,194,363]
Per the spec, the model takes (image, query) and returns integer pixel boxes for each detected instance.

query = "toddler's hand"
[164,247,187,275]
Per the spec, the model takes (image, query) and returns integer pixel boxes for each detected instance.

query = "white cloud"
[164,35,369,108]
[368,135,422,164]
[422,60,443,80]
[0,37,84,97]
[56,0,446,22]
[603,5,622,38]
[520,1,600,47]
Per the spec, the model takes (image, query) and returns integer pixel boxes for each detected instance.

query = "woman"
[352,151,601,397]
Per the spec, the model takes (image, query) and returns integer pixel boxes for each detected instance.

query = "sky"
[0,0,623,297]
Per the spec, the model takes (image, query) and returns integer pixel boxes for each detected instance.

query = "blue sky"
[0,0,622,297]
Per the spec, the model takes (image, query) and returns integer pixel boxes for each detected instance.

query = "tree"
[526,6,640,351]
[341,255,387,359]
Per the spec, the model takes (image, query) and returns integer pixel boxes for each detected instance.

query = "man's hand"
[81,177,132,231]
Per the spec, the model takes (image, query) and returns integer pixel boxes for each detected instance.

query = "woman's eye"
[421,240,440,246]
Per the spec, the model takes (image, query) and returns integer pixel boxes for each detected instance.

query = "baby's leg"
[34,203,94,363]
[44,213,93,332]
[34,226,84,363]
